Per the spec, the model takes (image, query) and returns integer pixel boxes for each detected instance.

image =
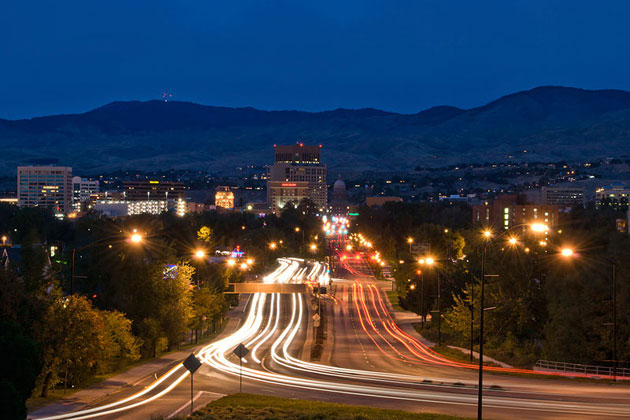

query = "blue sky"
[2,1,630,119]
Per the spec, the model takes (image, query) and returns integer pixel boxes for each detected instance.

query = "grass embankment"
[386,289,404,311]
[183,393,472,420]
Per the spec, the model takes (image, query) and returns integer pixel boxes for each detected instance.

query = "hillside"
[1,86,630,176]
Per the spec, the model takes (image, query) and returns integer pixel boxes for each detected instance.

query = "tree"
[0,321,41,419]
[98,311,142,373]
[35,295,106,396]
[197,226,213,243]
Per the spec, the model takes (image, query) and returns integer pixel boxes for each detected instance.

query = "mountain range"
[1,86,630,176]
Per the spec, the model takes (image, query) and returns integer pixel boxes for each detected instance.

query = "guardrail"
[535,360,630,377]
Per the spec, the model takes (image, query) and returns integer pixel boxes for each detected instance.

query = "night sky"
[2,1,630,119]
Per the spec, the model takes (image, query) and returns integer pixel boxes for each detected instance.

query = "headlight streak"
[36,259,630,419]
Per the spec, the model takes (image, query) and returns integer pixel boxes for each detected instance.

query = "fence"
[535,360,630,378]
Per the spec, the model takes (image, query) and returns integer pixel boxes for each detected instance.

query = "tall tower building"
[17,166,73,214]
[267,143,327,214]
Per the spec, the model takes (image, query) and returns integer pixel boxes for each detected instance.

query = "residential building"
[72,176,100,212]
[596,183,630,210]
[215,186,235,209]
[541,186,585,208]
[122,180,186,201]
[267,144,327,211]
[472,194,559,231]
[17,166,73,214]
[267,181,308,215]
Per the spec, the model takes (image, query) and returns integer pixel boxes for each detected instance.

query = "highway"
[31,255,630,420]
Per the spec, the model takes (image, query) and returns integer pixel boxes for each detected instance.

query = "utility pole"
[613,263,617,382]
[477,245,486,420]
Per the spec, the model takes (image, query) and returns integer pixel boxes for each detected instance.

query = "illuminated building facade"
[472,194,559,231]
[215,186,235,209]
[596,183,630,210]
[541,186,585,208]
[267,144,327,211]
[268,181,308,215]
[122,180,185,201]
[72,176,99,212]
[18,166,73,213]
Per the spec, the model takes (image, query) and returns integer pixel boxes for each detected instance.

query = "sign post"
[182,354,202,414]
[233,343,250,393]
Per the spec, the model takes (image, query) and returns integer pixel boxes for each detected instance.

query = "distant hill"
[1,86,630,176]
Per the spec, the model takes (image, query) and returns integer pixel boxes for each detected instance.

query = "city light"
[269,242,277,250]
[310,244,317,251]
[407,237,414,244]
[227,259,236,266]
[531,223,548,233]
[194,249,206,259]
[425,257,435,265]
[483,229,492,238]
[507,237,518,245]
[240,262,248,270]
[561,248,574,257]
[246,258,254,265]
[130,232,143,243]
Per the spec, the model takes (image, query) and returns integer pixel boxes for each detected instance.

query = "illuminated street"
[29,254,630,420]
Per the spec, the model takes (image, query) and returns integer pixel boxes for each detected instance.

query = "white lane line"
[166,391,226,419]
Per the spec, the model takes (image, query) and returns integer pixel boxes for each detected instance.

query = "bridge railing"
[534,360,630,377]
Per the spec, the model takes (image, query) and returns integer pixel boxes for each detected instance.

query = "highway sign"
[312,313,321,322]
[233,343,250,359]
[183,354,202,374]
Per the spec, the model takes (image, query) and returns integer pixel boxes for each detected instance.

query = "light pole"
[70,230,144,294]
[407,237,414,254]
[477,223,547,419]
[560,248,618,381]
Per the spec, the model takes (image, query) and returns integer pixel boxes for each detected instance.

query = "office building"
[72,176,100,212]
[472,194,559,231]
[267,144,327,211]
[94,200,170,217]
[268,181,308,215]
[215,186,235,209]
[541,186,585,208]
[122,180,186,201]
[17,166,73,214]
[596,183,630,210]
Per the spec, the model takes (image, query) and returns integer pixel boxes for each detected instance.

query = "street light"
[227,259,236,267]
[71,230,144,294]
[419,256,440,343]
[407,237,414,253]
[194,249,206,259]
[477,222,546,420]
[310,243,318,251]
[560,247,617,381]
[269,242,277,250]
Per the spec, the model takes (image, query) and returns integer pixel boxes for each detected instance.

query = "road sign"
[182,354,202,414]
[233,343,250,359]
[411,242,430,256]
[314,320,321,328]
[183,353,202,374]
[312,313,321,322]
[233,343,249,393]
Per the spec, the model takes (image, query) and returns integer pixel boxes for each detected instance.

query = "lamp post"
[419,256,443,345]
[560,248,618,381]
[407,237,414,254]
[70,230,144,294]
[476,223,548,419]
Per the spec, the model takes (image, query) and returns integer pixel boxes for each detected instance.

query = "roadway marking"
[166,391,226,419]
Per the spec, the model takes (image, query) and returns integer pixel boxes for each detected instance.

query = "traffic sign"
[314,319,321,328]
[183,353,202,374]
[233,343,250,359]
[312,313,321,322]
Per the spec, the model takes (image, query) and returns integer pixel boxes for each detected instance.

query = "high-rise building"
[215,186,235,209]
[541,186,585,208]
[267,181,308,215]
[122,180,186,201]
[17,166,73,214]
[267,144,327,212]
[72,176,100,212]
